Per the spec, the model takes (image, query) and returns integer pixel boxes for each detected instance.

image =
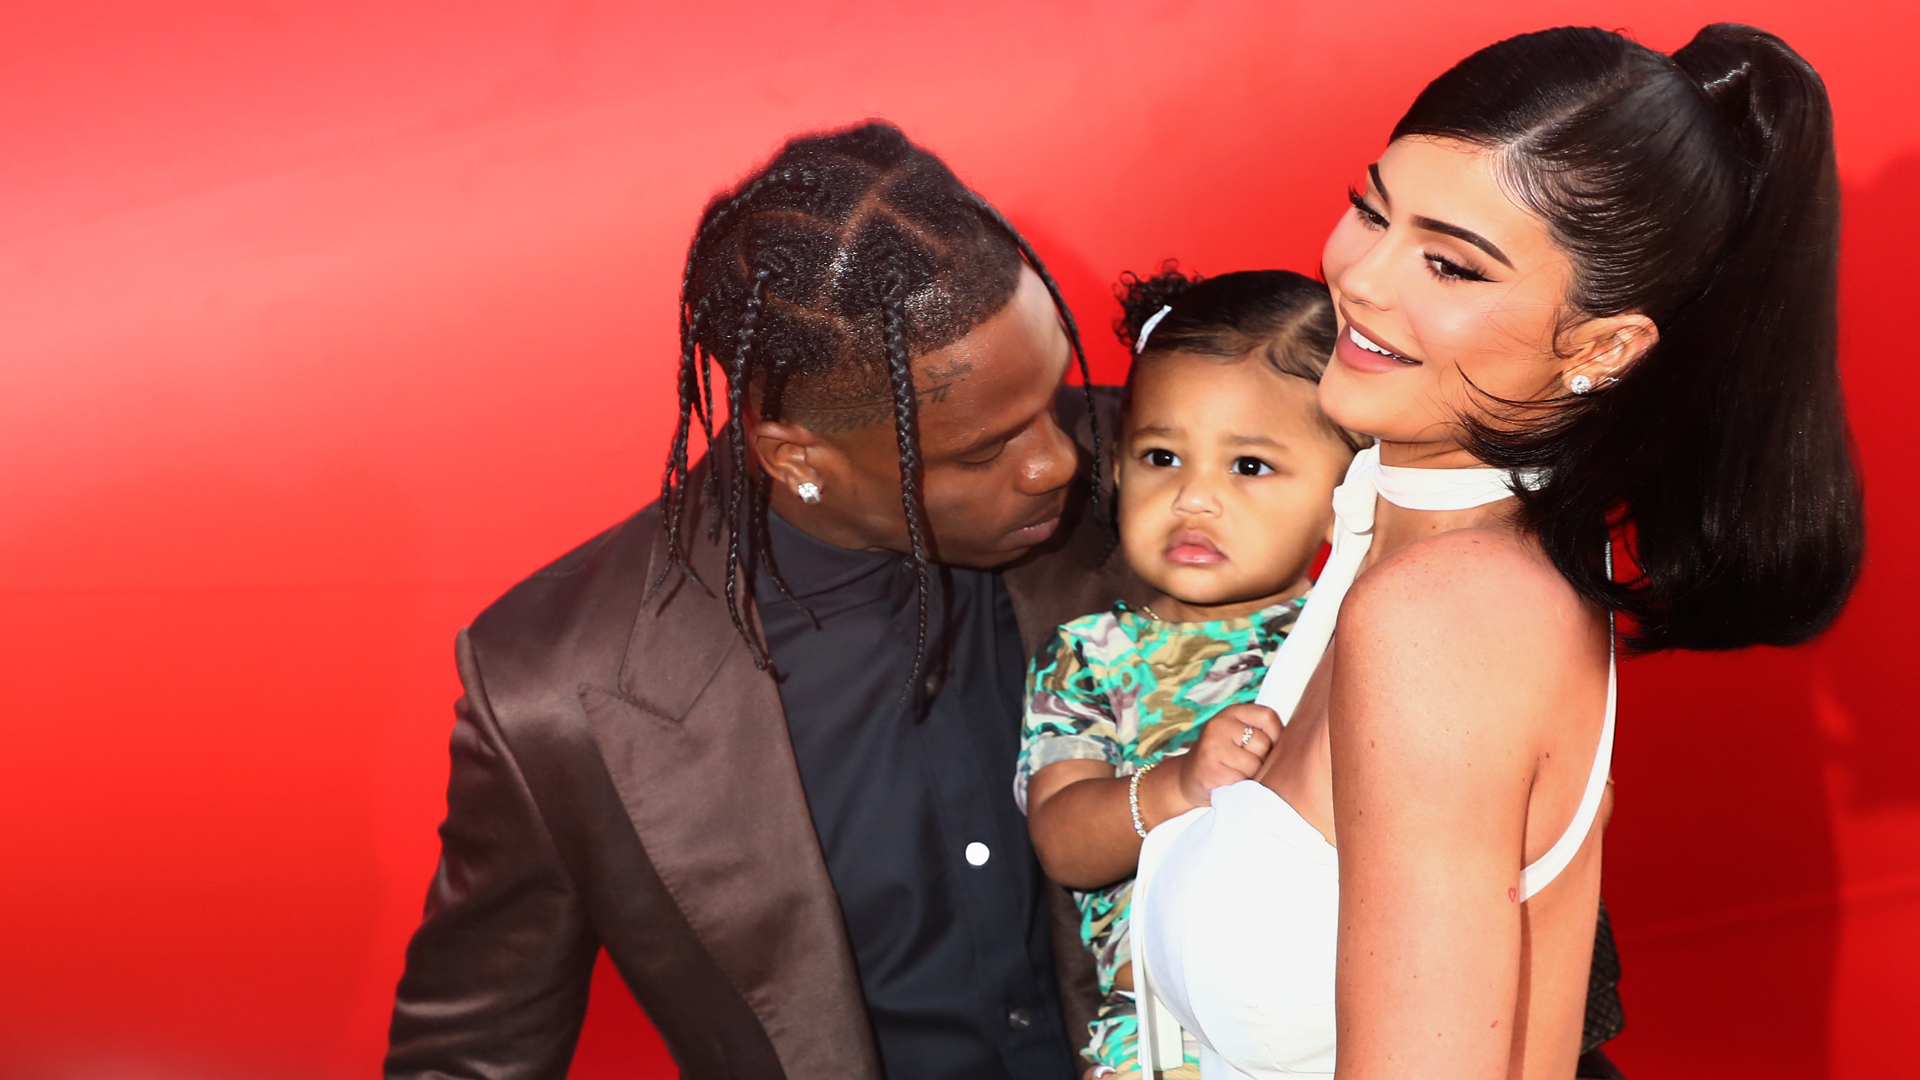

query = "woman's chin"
[1317,380,1401,444]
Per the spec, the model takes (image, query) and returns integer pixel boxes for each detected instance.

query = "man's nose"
[1017,411,1078,495]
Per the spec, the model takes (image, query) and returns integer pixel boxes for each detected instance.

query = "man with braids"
[387,122,1150,1080]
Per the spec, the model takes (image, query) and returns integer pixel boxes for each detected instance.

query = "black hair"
[1392,24,1861,651]
[1114,262,1366,453]
[652,122,1100,693]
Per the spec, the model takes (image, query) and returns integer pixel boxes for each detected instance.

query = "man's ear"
[751,417,828,496]
[1560,314,1657,395]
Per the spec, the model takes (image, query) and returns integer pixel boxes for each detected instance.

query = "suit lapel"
[580,506,880,1079]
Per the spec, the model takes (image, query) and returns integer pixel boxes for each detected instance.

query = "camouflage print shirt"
[1015,598,1302,998]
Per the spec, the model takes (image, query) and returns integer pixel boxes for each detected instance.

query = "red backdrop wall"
[2,2,1915,1077]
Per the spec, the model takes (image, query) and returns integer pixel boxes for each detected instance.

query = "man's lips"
[1011,515,1062,543]
[1164,530,1225,566]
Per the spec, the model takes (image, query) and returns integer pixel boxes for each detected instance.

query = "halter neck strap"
[1255,445,1531,723]
[1376,457,1541,512]
[1246,444,1615,903]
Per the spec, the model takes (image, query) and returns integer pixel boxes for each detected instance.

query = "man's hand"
[1171,703,1283,809]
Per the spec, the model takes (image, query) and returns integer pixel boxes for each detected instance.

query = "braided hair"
[652,122,1100,695]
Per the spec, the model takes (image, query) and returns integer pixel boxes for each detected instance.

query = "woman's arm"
[1329,533,1574,1080]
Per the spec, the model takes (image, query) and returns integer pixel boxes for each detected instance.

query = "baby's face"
[1118,355,1354,615]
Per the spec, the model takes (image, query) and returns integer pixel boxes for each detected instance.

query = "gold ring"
[1239,726,1256,747]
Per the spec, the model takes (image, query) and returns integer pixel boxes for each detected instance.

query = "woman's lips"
[1164,530,1225,566]
[1334,321,1421,375]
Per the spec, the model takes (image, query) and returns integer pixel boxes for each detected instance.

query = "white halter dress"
[1130,446,1616,1079]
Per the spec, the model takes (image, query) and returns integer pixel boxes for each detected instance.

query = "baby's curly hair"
[1114,262,1365,452]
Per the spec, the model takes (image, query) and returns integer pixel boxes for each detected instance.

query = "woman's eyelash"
[1347,187,1386,228]
[1346,185,1491,283]
[1424,252,1489,283]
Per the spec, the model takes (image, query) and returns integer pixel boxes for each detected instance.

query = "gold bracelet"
[1128,760,1159,838]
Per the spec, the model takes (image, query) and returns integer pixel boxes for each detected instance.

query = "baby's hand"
[1174,704,1283,809]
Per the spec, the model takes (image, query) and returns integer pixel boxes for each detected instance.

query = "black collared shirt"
[754,510,1074,1080]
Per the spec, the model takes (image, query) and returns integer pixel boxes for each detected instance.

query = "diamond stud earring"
[1569,374,1593,395]
[796,481,822,504]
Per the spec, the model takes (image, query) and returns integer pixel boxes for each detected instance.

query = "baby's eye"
[1143,448,1181,468]
[1231,456,1275,477]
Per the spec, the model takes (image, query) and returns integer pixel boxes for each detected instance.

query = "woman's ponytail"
[1394,24,1862,651]
[1636,25,1861,648]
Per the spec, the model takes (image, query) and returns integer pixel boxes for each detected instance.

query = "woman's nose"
[1335,231,1399,313]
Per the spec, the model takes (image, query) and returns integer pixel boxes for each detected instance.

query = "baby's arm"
[1028,710,1282,888]
[1018,623,1282,887]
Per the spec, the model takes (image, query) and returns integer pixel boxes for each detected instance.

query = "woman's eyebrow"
[1410,215,1514,268]
[1369,162,1515,269]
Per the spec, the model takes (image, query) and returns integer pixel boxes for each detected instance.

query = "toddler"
[1016,266,1363,1078]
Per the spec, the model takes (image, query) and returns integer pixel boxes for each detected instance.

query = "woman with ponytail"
[1130,24,1861,1080]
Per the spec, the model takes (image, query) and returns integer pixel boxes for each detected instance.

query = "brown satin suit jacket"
[386,389,1146,1080]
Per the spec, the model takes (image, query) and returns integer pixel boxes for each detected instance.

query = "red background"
[1,2,1914,1077]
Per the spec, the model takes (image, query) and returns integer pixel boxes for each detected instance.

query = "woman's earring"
[796,481,822,505]
[1569,374,1593,395]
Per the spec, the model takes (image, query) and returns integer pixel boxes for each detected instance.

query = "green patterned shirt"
[1016,598,1301,998]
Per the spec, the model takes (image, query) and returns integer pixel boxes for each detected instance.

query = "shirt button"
[965,841,991,867]
[1007,1006,1032,1031]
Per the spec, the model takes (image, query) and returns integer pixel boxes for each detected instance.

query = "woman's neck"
[1374,437,1486,470]
[1362,438,1521,571]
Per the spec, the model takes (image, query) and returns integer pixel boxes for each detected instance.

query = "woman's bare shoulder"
[1343,527,1577,641]
[1334,528,1587,738]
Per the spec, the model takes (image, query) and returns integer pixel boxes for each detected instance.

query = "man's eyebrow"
[1409,215,1515,269]
[953,419,1026,457]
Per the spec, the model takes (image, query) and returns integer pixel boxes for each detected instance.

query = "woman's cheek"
[1405,293,1536,403]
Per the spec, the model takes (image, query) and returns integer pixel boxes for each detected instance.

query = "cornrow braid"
[721,267,770,666]
[878,279,935,700]
[653,122,1101,692]
[651,166,819,596]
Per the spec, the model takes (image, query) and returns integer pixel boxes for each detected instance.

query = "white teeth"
[1349,327,1401,358]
